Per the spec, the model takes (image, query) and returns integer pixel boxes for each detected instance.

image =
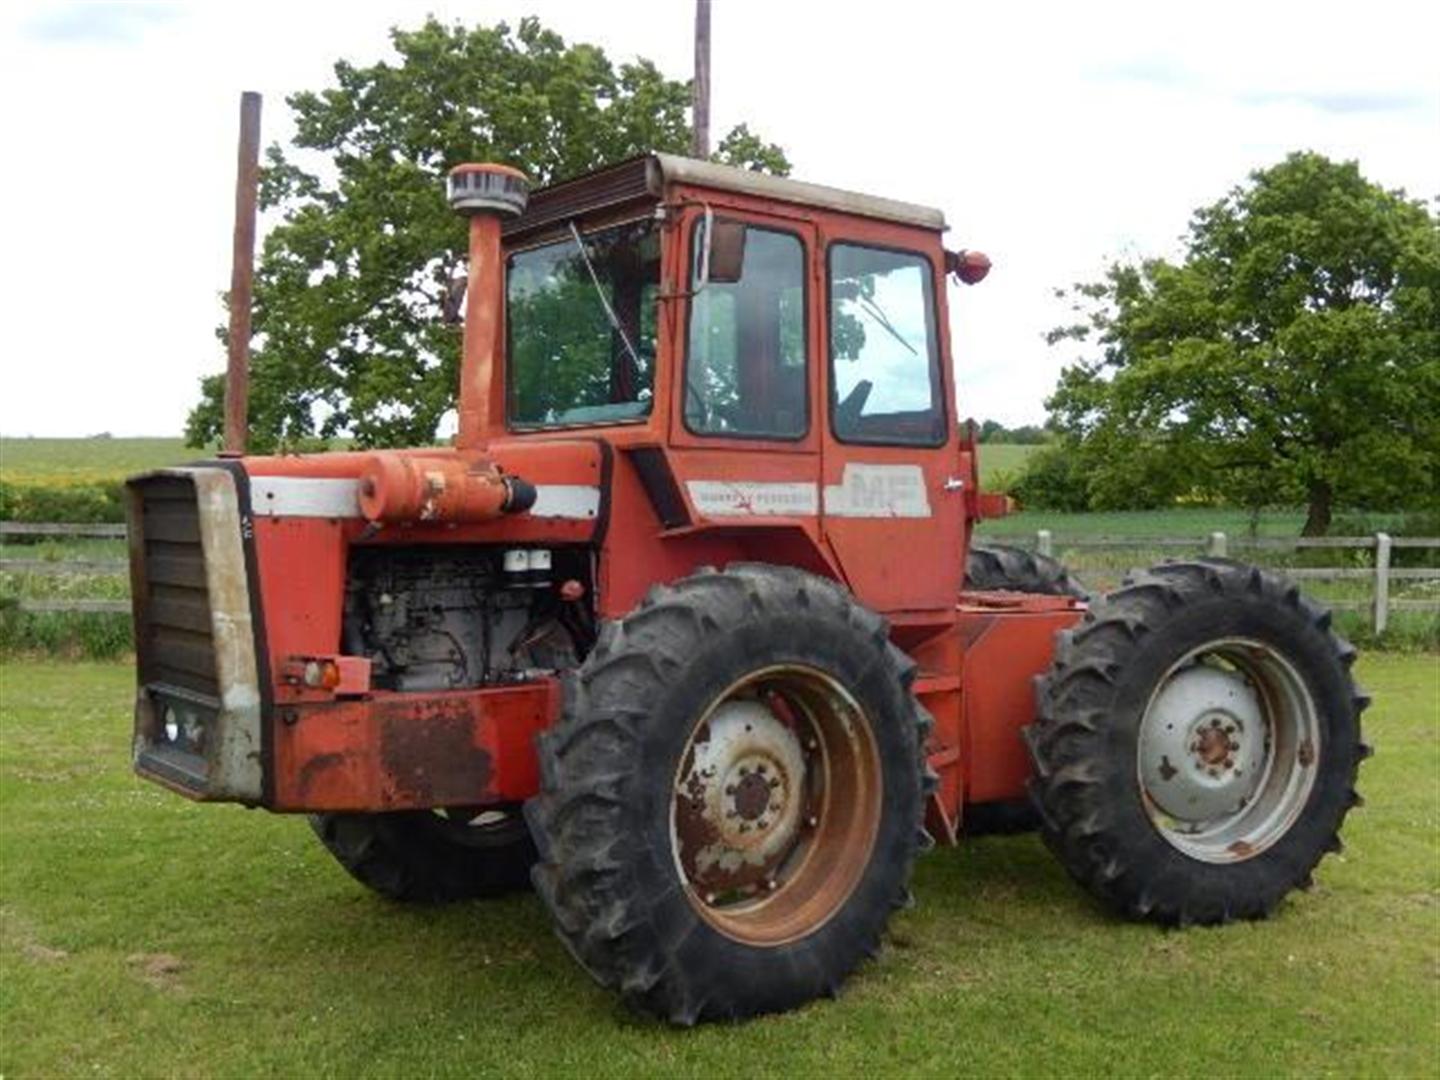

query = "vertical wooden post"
[224,91,262,456]
[1373,532,1392,635]
[1207,531,1228,558]
[692,0,711,159]
[1037,529,1053,558]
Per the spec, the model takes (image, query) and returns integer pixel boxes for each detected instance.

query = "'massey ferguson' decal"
[685,465,933,519]
[824,464,932,518]
[685,480,821,517]
[249,476,600,521]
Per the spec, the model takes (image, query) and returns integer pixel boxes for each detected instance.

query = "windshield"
[506,218,660,428]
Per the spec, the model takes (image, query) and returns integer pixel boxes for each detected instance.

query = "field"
[1,656,1436,1076]
[0,438,194,485]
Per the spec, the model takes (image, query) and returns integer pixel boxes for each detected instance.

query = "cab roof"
[503,153,946,240]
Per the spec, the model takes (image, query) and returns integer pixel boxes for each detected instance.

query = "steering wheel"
[835,379,873,432]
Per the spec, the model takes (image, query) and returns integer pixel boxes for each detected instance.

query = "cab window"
[828,244,945,445]
[685,224,807,439]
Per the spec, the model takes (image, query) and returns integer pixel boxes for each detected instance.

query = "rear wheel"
[1027,559,1371,924]
[965,543,1089,599]
[308,806,534,902]
[526,564,931,1024]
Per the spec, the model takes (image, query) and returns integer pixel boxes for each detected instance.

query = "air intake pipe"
[358,455,537,526]
[449,162,529,449]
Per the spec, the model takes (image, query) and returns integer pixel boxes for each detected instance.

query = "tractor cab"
[475,155,999,613]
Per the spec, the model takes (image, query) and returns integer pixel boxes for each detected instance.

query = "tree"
[185,17,789,451]
[1045,152,1440,534]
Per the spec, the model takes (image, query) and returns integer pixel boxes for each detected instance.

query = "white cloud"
[0,0,1436,436]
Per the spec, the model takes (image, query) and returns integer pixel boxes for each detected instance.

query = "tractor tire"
[966,543,1089,599]
[526,564,932,1024]
[308,807,535,902]
[1026,559,1371,925]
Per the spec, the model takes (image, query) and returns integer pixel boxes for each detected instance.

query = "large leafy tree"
[186,17,789,450]
[1046,152,1439,534]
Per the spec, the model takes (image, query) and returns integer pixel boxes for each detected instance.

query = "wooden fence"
[1030,529,1439,633]
[1,522,129,614]
[3,522,1438,633]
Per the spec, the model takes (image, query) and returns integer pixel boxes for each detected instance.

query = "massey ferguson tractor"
[126,154,1370,1023]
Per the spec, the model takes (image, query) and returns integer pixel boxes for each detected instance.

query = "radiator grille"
[132,476,218,698]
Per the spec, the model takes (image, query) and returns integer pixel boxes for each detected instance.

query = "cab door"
[818,235,964,613]
[665,208,822,520]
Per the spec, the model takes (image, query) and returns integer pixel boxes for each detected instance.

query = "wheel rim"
[1137,637,1320,863]
[670,664,882,946]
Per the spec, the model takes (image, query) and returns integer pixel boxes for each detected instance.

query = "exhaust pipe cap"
[448,163,529,218]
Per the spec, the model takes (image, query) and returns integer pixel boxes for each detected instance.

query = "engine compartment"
[341,545,593,692]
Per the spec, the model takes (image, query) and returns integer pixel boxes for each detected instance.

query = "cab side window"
[686,224,807,439]
[828,244,945,445]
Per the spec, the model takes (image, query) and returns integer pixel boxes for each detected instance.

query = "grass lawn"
[2,656,1436,1076]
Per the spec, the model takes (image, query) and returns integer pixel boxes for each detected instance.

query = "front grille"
[132,476,218,697]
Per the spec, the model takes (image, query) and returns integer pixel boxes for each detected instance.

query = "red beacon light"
[946,248,992,285]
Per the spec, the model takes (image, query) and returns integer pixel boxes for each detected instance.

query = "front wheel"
[526,564,931,1024]
[1026,559,1371,925]
[308,806,534,902]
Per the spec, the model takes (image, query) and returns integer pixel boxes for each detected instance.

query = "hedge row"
[0,480,127,524]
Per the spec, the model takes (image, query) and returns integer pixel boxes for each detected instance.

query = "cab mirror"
[707,220,747,284]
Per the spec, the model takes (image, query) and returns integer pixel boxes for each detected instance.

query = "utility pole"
[224,91,262,455]
[692,0,711,159]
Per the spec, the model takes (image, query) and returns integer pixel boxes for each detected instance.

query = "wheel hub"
[1139,665,1266,823]
[674,699,807,898]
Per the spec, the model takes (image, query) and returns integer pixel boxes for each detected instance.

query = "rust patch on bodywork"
[378,698,495,805]
[270,680,559,812]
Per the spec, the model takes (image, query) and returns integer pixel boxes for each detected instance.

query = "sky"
[1,0,1436,437]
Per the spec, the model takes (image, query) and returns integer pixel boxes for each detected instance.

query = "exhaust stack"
[448,164,529,448]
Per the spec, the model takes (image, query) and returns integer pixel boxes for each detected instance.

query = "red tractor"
[126,155,1369,1023]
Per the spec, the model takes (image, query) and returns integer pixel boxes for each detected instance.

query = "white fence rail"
[1031,530,1439,634]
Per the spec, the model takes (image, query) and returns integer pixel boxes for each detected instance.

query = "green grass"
[975,443,1037,487]
[2,656,1436,1076]
[977,506,1318,538]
